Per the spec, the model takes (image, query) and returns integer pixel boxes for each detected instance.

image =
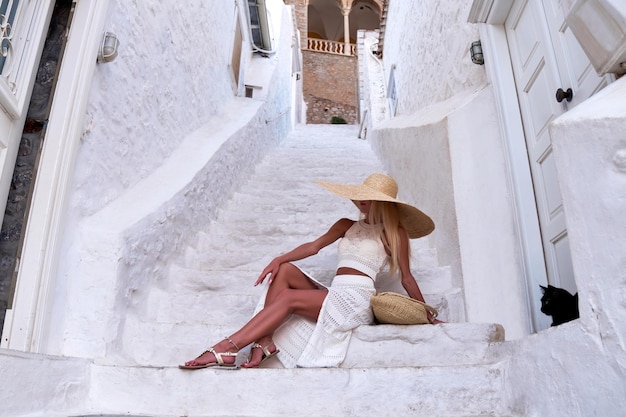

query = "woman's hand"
[254,258,281,286]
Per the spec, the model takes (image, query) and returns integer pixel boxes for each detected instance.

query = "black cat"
[540,285,579,326]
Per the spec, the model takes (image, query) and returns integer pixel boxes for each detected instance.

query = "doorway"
[504,0,612,328]
[0,0,73,334]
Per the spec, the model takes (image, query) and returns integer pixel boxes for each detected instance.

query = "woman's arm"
[254,218,354,285]
[397,227,441,324]
[397,227,425,302]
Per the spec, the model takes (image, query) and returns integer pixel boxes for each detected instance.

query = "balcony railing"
[306,38,356,56]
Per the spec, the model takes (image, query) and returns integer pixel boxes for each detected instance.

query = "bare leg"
[265,262,320,305]
[231,287,327,345]
[242,263,320,367]
[182,281,327,368]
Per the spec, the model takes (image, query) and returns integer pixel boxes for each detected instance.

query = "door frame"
[0,0,56,243]
[470,0,615,332]
[469,0,552,332]
[1,0,112,352]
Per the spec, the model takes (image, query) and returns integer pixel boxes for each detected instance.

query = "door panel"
[0,0,54,226]
[543,0,613,110]
[506,0,614,308]
[553,233,574,284]
[538,150,560,217]
[506,0,571,298]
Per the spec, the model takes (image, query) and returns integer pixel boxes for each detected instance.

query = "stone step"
[345,322,504,368]
[110,125,496,415]
[1,345,510,417]
[202,217,333,238]
[86,355,509,417]
[190,225,440,267]
[115,312,503,369]
[215,206,349,226]
[143,265,459,331]
[163,264,452,308]
[144,282,458,328]
[2,126,510,417]
[189,232,438,272]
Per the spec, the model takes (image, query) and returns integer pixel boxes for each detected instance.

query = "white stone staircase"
[90,124,510,417]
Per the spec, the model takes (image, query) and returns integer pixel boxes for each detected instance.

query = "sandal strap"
[207,347,238,365]
[252,342,273,357]
[225,336,239,350]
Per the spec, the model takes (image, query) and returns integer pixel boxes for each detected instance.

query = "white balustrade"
[306,38,356,56]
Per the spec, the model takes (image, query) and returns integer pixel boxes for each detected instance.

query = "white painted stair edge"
[0,343,512,417]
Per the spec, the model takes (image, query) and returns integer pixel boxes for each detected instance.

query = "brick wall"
[303,50,358,124]
[284,0,308,47]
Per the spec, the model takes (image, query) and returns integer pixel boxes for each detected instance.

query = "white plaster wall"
[499,77,626,415]
[447,87,528,339]
[72,0,240,216]
[368,0,626,411]
[367,88,528,337]
[363,1,529,338]
[381,0,486,116]
[370,110,460,283]
[0,350,91,417]
[43,0,298,358]
[357,30,389,126]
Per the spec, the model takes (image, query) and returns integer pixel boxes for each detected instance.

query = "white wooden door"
[0,0,54,224]
[505,0,612,300]
[543,0,613,110]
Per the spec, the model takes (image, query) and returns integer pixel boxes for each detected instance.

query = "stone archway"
[307,0,382,43]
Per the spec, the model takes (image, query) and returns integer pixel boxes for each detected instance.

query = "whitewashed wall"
[364,0,529,338]
[366,0,626,414]
[43,0,298,357]
[381,1,486,115]
[72,0,239,215]
[500,77,626,417]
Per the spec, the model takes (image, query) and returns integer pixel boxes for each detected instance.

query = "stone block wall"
[284,0,308,47]
[303,50,358,124]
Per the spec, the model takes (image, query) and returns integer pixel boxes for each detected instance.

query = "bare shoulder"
[324,218,355,238]
[333,217,356,231]
[311,218,355,250]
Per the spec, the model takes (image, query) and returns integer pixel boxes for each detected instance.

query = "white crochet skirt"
[252,267,375,368]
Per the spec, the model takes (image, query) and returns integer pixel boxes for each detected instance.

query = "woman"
[180,173,438,369]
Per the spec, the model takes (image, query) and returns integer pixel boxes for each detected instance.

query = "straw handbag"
[371,292,438,325]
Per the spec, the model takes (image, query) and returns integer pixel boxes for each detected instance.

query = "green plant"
[331,116,347,124]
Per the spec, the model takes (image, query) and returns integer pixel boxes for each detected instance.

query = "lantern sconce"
[97,32,119,64]
[470,40,484,65]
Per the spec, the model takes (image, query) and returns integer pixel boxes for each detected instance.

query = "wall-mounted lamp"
[97,32,119,64]
[470,40,484,65]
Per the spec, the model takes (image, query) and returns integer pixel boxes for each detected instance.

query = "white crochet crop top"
[337,220,389,279]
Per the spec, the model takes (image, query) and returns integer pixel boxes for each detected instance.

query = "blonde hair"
[367,200,409,277]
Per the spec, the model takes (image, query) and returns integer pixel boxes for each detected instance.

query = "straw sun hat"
[316,173,435,239]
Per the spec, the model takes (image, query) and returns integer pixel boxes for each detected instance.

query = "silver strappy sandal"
[179,337,240,370]
[243,342,279,367]
[179,347,238,370]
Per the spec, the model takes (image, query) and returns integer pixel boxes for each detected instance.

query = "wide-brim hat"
[316,173,435,238]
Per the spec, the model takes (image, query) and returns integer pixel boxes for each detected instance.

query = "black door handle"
[556,88,573,103]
